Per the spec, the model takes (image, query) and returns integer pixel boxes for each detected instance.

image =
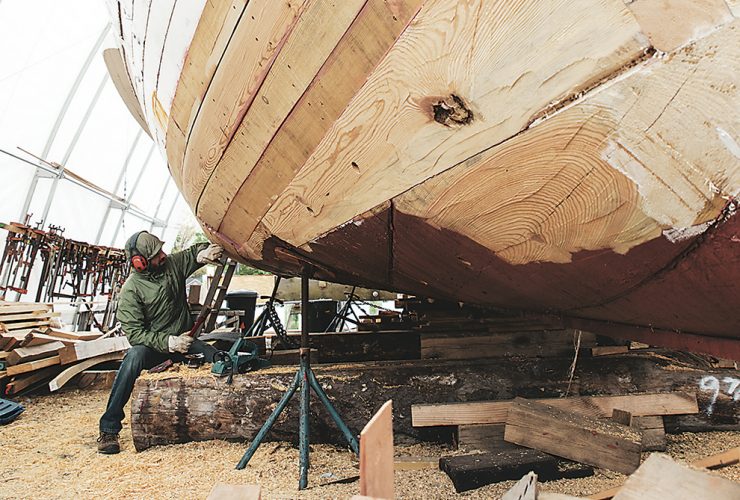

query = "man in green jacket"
[97,231,223,454]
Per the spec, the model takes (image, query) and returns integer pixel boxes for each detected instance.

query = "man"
[97,230,223,454]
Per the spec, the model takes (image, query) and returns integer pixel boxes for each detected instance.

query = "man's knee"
[121,344,156,373]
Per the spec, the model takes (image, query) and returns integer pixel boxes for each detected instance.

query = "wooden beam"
[456,424,520,453]
[49,352,125,392]
[611,453,740,500]
[393,456,438,471]
[6,355,60,376]
[46,329,102,341]
[6,341,65,365]
[504,398,642,474]
[5,365,61,395]
[412,392,698,427]
[359,400,394,500]
[440,449,592,493]
[58,337,130,365]
[589,447,740,500]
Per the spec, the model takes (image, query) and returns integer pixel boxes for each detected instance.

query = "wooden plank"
[6,341,65,365]
[267,348,318,366]
[0,311,53,322]
[412,392,698,427]
[421,330,596,360]
[58,337,130,365]
[359,400,394,500]
[0,303,51,314]
[612,409,666,452]
[47,329,102,341]
[180,0,308,206]
[6,355,61,376]
[439,449,593,493]
[205,483,261,500]
[2,320,50,331]
[393,456,438,471]
[504,398,642,474]
[612,453,740,500]
[588,447,740,500]
[25,332,80,347]
[456,424,520,452]
[198,0,375,229]
[502,472,538,500]
[5,365,61,396]
[49,352,125,392]
[76,370,118,390]
[103,47,151,137]
[591,346,629,357]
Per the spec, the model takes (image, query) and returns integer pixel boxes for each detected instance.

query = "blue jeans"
[99,340,217,434]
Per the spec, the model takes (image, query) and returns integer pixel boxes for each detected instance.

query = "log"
[130,351,737,451]
[504,398,642,474]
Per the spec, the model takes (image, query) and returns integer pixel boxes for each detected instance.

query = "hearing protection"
[125,231,149,272]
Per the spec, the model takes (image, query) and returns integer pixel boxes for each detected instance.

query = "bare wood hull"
[106,1,740,354]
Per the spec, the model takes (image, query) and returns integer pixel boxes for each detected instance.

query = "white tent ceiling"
[0,0,194,250]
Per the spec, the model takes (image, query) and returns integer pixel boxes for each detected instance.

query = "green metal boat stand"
[235,271,359,489]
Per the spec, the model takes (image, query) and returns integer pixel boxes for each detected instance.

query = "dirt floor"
[1,389,738,499]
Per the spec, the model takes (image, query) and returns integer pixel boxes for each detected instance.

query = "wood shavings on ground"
[0,389,738,499]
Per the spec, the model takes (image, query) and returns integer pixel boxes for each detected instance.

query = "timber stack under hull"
[105,0,740,358]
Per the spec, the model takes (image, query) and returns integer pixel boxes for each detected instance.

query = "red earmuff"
[131,254,148,272]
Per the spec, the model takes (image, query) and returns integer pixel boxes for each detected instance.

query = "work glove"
[197,243,224,264]
[168,332,194,354]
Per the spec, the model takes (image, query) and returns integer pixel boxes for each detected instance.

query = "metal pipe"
[109,143,155,245]
[19,23,111,221]
[39,72,110,227]
[299,272,311,489]
[149,176,172,231]
[95,130,144,243]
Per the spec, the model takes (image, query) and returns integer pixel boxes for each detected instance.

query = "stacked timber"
[0,301,58,344]
[0,309,129,396]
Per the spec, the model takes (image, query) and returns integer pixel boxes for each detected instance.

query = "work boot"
[97,432,120,454]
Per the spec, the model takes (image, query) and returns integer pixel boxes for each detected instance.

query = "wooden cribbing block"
[456,424,520,452]
[6,341,65,365]
[206,483,261,500]
[589,447,740,500]
[439,449,593,493]
[612,454,740,500]
[412,392,698,427]
[58,336,130,364]
[505,398,642,474]
[359,400,394,500]
[611,409,665,451]
[6,355,60,376]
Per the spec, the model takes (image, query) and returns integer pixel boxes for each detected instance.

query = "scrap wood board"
[6,355,60,376]
[359,400,394,500]
[58,336,130,364]
[612,453,740,500]
[412,392,698,427]
[504,398,642,474]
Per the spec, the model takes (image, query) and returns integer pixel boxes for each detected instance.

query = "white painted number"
[698,375,740,416]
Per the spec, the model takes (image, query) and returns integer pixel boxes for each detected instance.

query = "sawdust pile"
[0,389,738,499]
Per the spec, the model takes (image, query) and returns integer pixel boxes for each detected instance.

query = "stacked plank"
[0,306,130,396]
[412,392,700,492]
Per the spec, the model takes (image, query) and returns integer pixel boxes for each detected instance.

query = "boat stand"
[235,271,359,489]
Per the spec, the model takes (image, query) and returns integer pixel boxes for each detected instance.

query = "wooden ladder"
[200,258,238,334]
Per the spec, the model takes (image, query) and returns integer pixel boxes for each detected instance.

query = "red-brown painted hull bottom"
[240,203,740,359]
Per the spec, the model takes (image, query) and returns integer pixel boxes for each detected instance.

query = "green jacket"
[116,243,208,352]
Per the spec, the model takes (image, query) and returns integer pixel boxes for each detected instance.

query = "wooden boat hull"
[106,1,740,355]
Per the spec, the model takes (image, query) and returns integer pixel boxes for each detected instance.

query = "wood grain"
[359,400,394,499]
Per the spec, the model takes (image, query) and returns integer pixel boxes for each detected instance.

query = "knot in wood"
[432,94,473,127]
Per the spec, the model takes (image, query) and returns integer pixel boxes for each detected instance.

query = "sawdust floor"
[1,389,739,499]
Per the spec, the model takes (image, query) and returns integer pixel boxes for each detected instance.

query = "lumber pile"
[413,391,702,491]
[0,303,129,396]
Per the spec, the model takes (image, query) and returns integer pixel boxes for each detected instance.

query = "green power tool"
[211,337,271,382]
